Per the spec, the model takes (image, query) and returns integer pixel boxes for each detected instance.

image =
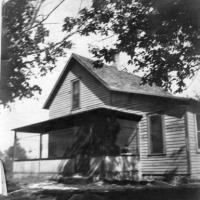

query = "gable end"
[43,54,110,109]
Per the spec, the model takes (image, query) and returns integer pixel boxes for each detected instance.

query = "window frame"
[195,114,200,152]
[117,119,139,156]
[71,79,80,110]
[148,114,166,156]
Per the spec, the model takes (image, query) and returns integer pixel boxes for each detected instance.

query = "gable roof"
[43,53,189,109]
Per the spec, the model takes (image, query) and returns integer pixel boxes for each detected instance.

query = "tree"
[0,150,4,160]
[3,139,27,174]
[1,0,72,106]
[2,0,200,106]
[63,0,200,93]
[5,140,27,160]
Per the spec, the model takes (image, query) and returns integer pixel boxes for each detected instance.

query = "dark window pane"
[116,119,139,155]
[196,114,200,131]
[198,131,200,149]
[149,115,164,154]
[72,80,80,109]
[48,128,76,158]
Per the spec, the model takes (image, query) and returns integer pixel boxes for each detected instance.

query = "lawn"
[2,177,200,200]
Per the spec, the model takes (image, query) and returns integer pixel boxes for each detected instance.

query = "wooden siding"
[49,63,110,119]
[140,115,187,175]
[186,111,200,178]
[111,93,188,175]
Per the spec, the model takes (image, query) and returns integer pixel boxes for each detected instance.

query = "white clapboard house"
[13,53,200,181]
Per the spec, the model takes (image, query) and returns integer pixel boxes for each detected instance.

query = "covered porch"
[12,106,142,181]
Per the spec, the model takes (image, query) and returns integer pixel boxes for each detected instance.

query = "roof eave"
[110,88,191,102]
[13,106,142,133]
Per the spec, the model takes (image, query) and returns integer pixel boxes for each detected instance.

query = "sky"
[0,0,199,152]
[0,0,93,151]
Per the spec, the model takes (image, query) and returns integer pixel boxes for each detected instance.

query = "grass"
[2,175,200,200]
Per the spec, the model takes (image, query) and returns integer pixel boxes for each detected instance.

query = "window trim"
[71,79,80,110]
[116,119,140,156]
[147,114,166,156]
[195,114,200,152]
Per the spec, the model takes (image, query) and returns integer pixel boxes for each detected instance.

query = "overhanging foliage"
[63,0,200,93]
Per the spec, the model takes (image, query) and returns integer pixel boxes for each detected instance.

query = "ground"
[2,178,200,200]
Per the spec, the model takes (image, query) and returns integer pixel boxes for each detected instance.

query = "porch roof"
[13,106,142,133]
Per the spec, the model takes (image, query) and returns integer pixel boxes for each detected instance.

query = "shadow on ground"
[49,186,200,200]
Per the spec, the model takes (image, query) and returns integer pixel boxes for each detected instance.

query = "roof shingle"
[73,53,172,97]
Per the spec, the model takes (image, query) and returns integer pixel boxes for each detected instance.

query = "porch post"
[38,133,42,176]
[136,124,142,180]
[12,131,17,173]
[39,133,42,159]
[13,131,17,161]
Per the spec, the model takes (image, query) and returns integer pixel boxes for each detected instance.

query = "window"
[196,114,200,149]
[116,119,139,155]
[43,127,77,159]
[72,80,80,110]
[148,114,164,154]
[48,129,75,158]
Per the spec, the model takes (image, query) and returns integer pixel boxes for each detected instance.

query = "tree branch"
[26,31,77,56]
[28,0,45,29]
[22,0,67,34]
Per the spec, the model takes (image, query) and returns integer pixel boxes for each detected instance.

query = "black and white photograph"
[1,0,200,199]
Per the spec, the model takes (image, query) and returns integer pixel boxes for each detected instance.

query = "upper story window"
[196,114,200,149]
[72,80,80,110]
[148,114,165,155]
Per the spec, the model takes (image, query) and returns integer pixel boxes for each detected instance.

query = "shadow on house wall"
[57,155,140,182]
[163,145,187,182]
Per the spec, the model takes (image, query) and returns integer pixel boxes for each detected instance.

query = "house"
[13,53,200,181]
